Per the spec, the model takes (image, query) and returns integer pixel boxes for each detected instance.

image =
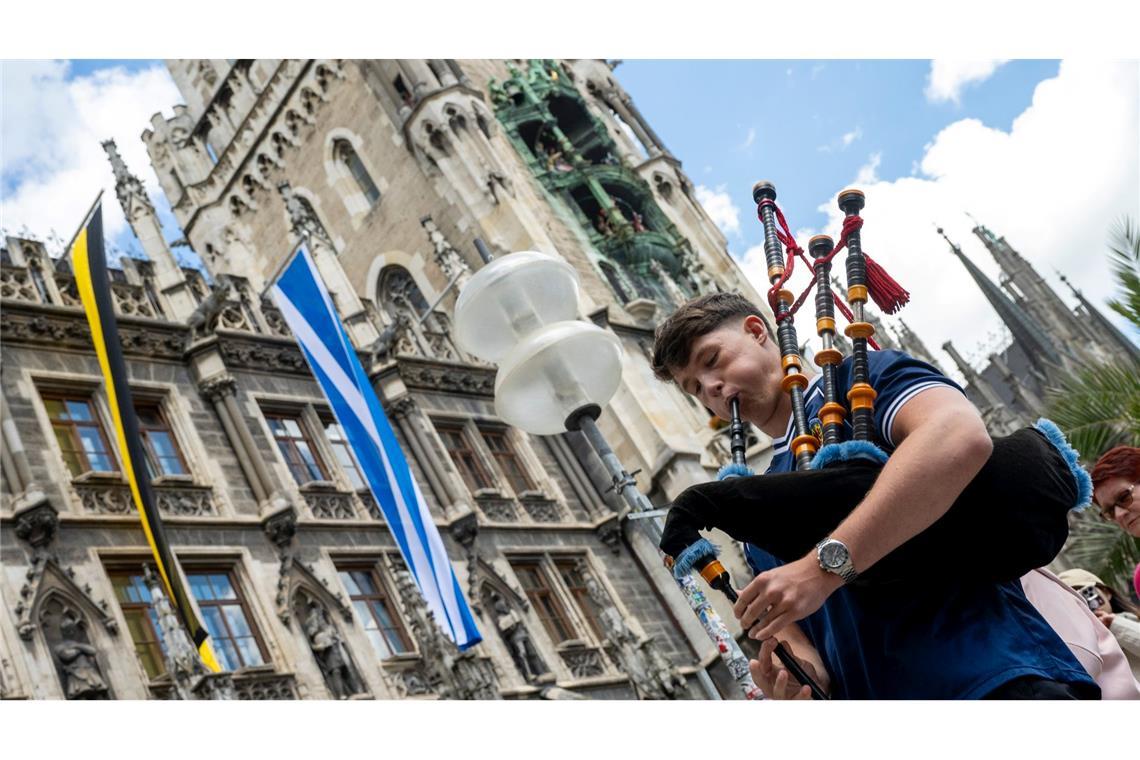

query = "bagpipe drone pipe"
[659,183,1093,591]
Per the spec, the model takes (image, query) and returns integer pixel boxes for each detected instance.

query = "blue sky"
[618,60,1061,237]
[2,59,1136,374]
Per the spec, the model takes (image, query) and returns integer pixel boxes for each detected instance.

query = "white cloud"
[695,184,742,238]
[742,126,757,150]
[1,61,182,253]
[747,61,1137,377]
[854,151,881,184]
[740,243,769,291]
[818,126,863,153]
[925,59,1010,104]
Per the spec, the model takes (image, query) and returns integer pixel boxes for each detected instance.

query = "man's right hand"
[750,637,830,700]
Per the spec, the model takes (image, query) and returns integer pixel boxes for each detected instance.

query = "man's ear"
[743,314,768,344]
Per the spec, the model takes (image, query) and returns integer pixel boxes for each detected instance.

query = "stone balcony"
[148,668,299,700]
[473,492,567,524]
[73,477,218,517]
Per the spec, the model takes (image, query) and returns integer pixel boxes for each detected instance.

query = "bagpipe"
[659,182,1093,697]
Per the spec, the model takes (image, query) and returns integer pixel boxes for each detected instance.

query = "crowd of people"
[650,291,1140,699]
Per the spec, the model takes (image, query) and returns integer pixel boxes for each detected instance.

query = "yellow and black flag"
[69,199,220,673]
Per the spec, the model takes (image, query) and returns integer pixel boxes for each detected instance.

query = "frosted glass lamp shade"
[453,251,580,363]
[494,321,623,435]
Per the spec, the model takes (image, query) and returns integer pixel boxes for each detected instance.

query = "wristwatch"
[815,538,858,584]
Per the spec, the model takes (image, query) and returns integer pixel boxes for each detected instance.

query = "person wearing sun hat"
[1057,568,1140,685]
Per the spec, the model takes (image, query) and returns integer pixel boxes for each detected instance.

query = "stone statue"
[421,217,470,281]
[582,565,684,699]
[187,274,233,338]
[52,610,109,700]
[368,312,410,365]
[490,591,547,681]
[392,567,500,699]
[678,246,714,295]
[278,181,332,247]
[303,600,358,699]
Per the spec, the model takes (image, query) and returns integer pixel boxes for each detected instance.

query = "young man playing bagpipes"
[652,292,1099,699]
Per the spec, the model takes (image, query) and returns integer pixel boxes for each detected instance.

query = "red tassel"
[863,252,909,314]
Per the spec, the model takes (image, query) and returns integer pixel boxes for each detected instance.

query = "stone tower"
[937,220,1138,430]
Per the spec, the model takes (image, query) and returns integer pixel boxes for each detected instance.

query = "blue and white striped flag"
[271,247,482,649]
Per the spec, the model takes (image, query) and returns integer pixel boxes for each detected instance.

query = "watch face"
[820,541,848,569]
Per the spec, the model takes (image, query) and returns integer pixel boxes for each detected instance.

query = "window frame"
[184,566,271,672]
[105,565,168,681]
[335,561,414,660]
[39,390,119,477]
[509,559,579,646]
[263,408,331,486]
[333,139,381,207]
[478,425,536,495]
[434,419,496,493]
[134,399,191,480]
[318,412,366,492]
[554,559,605,642]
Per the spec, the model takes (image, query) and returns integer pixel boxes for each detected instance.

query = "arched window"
[379,266,430,320]
[476,112,491,139]
[333,139,380,207]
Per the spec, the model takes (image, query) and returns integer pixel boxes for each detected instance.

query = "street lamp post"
[455,250,761,700]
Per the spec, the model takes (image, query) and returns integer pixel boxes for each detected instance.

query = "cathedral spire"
[941,340,1003,408]
[967,215,1085,346]
[938,226,1060,375]
[102,138,203,322]
[102,139,153,215]
[1057,271,1140,362]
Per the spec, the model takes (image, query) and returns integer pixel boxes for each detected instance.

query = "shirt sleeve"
[743,544,782,576]
[866,350,964,448]
[1110,612,1140,658]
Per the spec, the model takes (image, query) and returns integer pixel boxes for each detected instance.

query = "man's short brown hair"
[651,292,772,382]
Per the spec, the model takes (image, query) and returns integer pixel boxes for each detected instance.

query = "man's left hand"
[734,554,844,641]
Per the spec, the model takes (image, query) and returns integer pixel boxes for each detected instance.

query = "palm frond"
[1106,216,1140,331]
[1045,358,1140,462]
[1062,511,1140,597]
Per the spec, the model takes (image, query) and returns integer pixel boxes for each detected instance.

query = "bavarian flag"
[271,246,482,649]
[70,200,220,673]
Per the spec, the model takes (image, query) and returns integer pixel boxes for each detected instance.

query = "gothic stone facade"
[0,59,770,700]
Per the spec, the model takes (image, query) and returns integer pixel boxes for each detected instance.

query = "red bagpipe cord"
[758,199,912,349]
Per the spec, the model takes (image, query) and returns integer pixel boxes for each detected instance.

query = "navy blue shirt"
[745,350,1095,699]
